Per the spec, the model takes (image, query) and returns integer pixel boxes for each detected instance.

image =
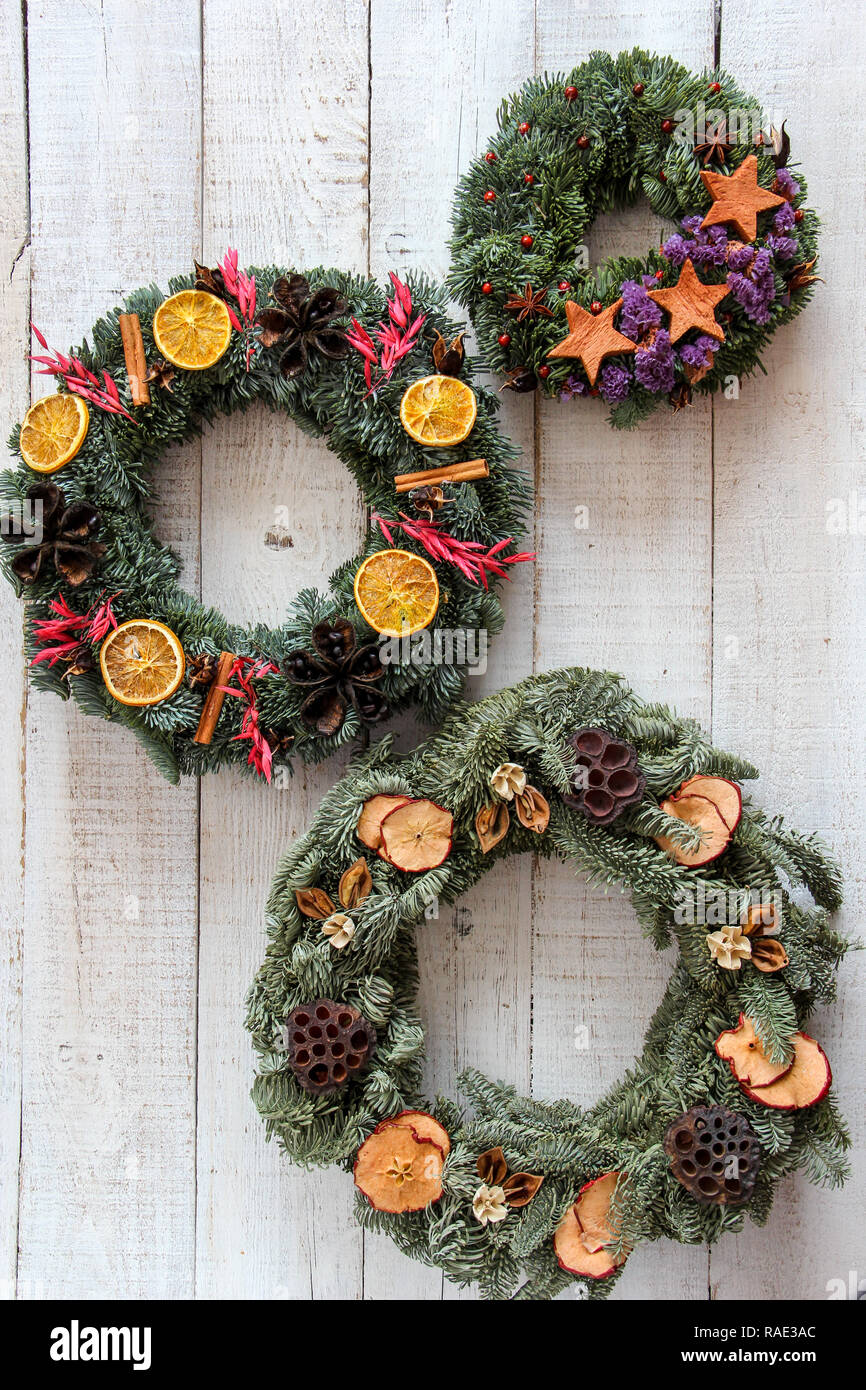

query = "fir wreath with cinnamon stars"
[0,261,529,784]
[247,668,849,1301]
[449,49,819,427]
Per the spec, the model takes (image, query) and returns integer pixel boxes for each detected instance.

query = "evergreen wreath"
[449,49,819,427]
[1,256,529,784]
[246,668,849,1301]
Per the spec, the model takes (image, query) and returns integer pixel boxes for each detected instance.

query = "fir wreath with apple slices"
[0,258,529,784]
[246,668,849,1300]
[449,49,819,427]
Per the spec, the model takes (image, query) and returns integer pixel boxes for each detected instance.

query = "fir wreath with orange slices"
[247,668,850,1300]
[1,257,530,782]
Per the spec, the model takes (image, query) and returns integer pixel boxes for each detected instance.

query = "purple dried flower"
[662,233,689,266]
[774,203,796,232]
[634,329,675,393]
[774,168,800,200]
[599,362,632,404]
[680,334,718,369]
[560,372,589,400]
[727,244,756,272]
[690,226,729,268]
[766,233,797,260]
[728,247,775,324]
[619,278,663,340]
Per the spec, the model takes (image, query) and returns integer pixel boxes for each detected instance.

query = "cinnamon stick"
[193,650,236,745]
[118,312,151,407]
[394,458,489,493]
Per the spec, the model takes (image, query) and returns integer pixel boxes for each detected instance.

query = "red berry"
[662,119,675,134]
[538,364,551,379]
[658,169,667,183]
[481,281,493,295]
[484,190,496,203]
[485,151,497,163]
[794,208,804,223]
[498,333,512,348]
[558,280,571,292]
[520,234,534,249]
[654,269,664,281]
[518,121,531,135]
[565,85,578,101]
[524,172,535,185]
[632,82,645,96]
[577,134,590,150]
[590,300,602,315]
[709,81,721,94]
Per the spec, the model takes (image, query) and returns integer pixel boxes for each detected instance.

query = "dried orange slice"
[20,393,89,473]
[353,548,439,637]
[378,798,453,872]
[100,619,185,706]
[399,374,477,446]
[152,290,232,371]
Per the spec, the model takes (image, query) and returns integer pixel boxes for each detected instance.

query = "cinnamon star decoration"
[546,299,636,386]
[700,153,786,242]
[284,616,388,735]
[648,258,729,344]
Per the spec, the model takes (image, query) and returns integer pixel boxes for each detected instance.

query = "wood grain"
[17,0,202,1299]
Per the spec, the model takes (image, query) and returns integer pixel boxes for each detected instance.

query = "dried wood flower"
[490,761,527,801]
[475,802,510,853]
[256,274,349,380]
[321,913,355,950]
[472,1183,509,1225]
[706,922,752,970]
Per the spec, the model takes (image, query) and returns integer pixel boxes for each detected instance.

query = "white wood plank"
[18,0,201,1298]
[710,0,866,1301]
[531,0,717,1300]
[195,0,371,1300]
[0,0,29,1300]
[367,0,537,1301]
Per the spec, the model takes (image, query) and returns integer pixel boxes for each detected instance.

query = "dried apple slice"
[554,1171,627,1280]
[379,798,453,872]
[374,1109,451,1157]
[655,794,731,867]
[354,1124,445,1212]
[740,1031,831,1110]
[573,1170,623,1253]
[674,775,742,833]
[714,1013,794,1089]
[554,1206,622,1279]
[356,794,411,850]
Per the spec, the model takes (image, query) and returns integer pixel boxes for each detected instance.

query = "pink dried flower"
[30,324,135,422]
[371,513,534,589]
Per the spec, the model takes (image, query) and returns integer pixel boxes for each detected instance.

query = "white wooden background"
[1,0,863,1301]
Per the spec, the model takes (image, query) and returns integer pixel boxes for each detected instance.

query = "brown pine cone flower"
[284,616,388,736]
[0,482,104,586]
[255,274,349,380]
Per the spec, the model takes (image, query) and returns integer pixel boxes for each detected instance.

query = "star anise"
[0,482,104,586]
[503,283,554,322]
[501,366,538,393]
[284,616,388,736]
[255,274,349,380]
[143,358,176,393]
[187,652,218,691]
[694,120,733,166]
